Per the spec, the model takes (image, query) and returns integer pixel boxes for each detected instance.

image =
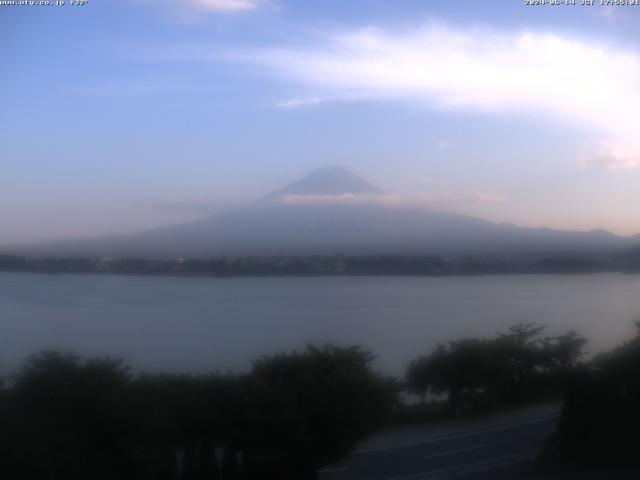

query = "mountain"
[5,167,640,259]
[258,166,383,201]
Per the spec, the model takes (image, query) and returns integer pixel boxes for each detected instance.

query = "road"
[319,404,560,480]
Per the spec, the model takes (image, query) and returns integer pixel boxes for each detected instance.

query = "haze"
[2,0,640,246]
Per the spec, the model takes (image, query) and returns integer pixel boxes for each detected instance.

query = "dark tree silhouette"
[0,345,395,480]
[407,324,587,416]
[558,322,640,468]
[243,345,395,479]
[2,352,132,479]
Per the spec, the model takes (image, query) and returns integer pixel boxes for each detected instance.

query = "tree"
[406,324,587,416]
[407,339,506,416]
[541,330,588,371]
[0,345,396,479]
[244,345,395,479]
[558,322,640,467]
[5,352,132,480]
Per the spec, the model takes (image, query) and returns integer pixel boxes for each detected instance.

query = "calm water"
[1,272,640,377]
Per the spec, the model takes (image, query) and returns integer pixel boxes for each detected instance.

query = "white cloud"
[241,23,640,168]
[138,0,267,20]
[190,0,264,12]
[276,97,326,109]
[470,192,507,205]
[589,140,640,170]
[275,192,506,208]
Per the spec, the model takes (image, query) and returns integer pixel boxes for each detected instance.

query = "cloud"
[588,140,640,170]
[275,192,506,208]
[276,97,327,109]
[238,23,640,168]
[191,0,265,12]
[470,192,506,205]
[138,0,268,20]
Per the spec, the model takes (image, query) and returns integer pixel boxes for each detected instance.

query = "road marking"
[382,448,540,480]
[423,444,485,459]
[352,412,559,455]
[318,466,351,474]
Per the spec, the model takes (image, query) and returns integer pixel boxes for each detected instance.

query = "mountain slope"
[5,167,639,258]
[258,166,383,201]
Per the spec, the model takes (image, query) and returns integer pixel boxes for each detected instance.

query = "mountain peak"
[260,166,383,202]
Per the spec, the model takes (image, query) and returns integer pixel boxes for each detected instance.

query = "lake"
[1,272,639,377]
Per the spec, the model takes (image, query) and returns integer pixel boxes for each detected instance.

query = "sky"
[2,0,640,244]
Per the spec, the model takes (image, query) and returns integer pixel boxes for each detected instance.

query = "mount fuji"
[6,166,639,259]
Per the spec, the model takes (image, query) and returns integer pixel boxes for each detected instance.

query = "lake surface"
[1,272,640,377]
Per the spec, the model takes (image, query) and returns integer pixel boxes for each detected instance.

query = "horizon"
[3,1,640,245]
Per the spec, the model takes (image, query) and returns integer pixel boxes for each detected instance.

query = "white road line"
[318,466,351,474]
[423,444,485,459]
[454,448,539,476]
[352,412,559,455]
[382,448,540,480]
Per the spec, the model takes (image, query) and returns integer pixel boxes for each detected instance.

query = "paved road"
[319,406,560,480]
